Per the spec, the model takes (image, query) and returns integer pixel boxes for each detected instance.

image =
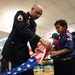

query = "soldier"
[1,4,52,75]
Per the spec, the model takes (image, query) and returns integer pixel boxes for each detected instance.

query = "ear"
[31,7,34,11]
[63,26,66,29]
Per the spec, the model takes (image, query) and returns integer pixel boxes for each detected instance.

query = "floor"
[34,65,54,75]
[34,71,54,75]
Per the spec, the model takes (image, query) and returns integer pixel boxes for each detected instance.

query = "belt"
[62,57,72,61]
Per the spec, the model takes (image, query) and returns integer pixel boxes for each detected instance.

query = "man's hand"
[39,38,52,50]
[35,48,43,53]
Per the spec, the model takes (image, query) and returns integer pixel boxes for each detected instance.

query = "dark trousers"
[61,57,75,75]
[53,57,75,75]
[1,58,8,72]
[53,59,62,75]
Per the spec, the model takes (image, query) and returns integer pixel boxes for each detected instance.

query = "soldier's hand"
[39,38,52,50]
[35,48,43,53]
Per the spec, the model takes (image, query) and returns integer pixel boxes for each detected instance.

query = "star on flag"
[0,44,48,75]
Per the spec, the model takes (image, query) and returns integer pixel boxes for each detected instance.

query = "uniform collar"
[60,30,69,37]
[27,12,33,20]
[26,12,37,27]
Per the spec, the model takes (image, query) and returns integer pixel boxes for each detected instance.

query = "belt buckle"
[62,58,72,61]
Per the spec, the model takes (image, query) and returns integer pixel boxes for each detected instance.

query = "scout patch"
[66,33,72,41]
[17,15,23,21]
[66,32,72,38]
[67,37,72,41]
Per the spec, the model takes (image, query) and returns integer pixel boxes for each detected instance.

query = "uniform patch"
[67,37,72,41]
[17,15,23,21]
[66,32,72,38]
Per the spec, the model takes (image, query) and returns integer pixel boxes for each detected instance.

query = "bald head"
[30,4,43,20]
[32,4,43,13]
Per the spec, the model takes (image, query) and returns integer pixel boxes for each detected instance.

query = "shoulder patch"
[66,32,72,38]
[67,37,72,41]
[17,15,23,21]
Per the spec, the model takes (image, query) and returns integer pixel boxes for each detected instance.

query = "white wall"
[36,27,53,43]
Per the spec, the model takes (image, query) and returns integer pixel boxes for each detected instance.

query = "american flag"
[0,44,48,75]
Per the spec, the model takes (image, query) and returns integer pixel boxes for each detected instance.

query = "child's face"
[55,24,66,34]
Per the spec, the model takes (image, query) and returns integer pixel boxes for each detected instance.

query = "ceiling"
[0,0,75,47]
[0,0,75,33]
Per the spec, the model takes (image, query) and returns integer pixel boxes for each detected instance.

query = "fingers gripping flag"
[0,44,48,75]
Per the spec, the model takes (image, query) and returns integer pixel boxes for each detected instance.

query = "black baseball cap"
[51,33,59,39]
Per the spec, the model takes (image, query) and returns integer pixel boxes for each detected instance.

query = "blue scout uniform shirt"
[72,34,75,49]
[51,40,60,59]
[53,40,60,50]
[59,30,75,58]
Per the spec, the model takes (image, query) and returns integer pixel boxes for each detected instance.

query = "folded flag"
[0,44,48,75]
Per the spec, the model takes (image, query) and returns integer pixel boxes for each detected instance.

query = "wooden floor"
[34,71,54,75]
[34,68,54,75]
